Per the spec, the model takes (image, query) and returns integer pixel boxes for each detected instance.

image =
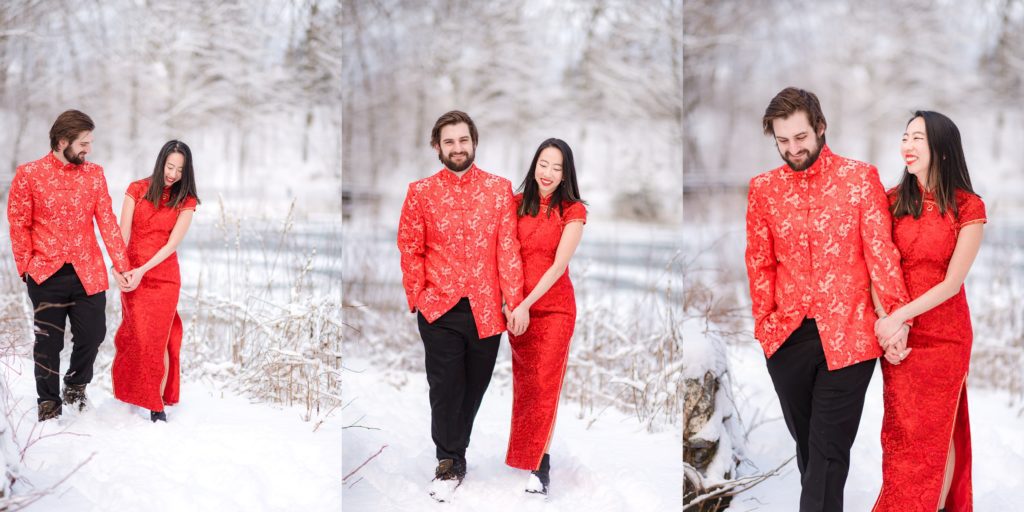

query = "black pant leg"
[64,277,106,386]
[419,306,469,461]
[26,274,72,404]
[801,356,875,512]
[765,319,821,475]
[459,329,500,456]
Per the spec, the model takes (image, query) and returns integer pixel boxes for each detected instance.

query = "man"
[7,110,131,422]
[744,87,911,511]
[398,110,524,501]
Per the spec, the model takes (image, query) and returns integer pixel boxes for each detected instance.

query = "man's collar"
[439,164,479,183]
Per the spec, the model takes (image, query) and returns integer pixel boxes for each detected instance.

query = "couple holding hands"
[398,110,586,501]
[8,110,200,424]
[746,87,985,511]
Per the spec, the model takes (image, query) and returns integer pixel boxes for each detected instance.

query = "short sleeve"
[562,201,587,226]
[957,193,986,229]
[126,180,145,201]
[180,195,198,212]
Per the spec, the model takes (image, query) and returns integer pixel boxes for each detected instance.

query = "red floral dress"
[112,178,197,411]
[874,189,986,511]
[506,194,586,470]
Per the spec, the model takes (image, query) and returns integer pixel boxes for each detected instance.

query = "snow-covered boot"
[429,458,462,502]
[62,383,88,412]
[525,453,550,497]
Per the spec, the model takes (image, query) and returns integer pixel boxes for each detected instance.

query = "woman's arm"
[510,219,584,323]
[125,210,195,290]
[876,223,984,334]
[120,194,135,244]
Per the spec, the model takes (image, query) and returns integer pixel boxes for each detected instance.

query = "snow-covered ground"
[342,356,682,511]
[1,356,341,511]
[724,338,1024,511]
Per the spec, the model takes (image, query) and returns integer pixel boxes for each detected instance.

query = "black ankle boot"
[526,453,550,495]
[150,410,167,422]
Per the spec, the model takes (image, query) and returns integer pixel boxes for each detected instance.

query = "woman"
[112,140,200,422]
[872,112,985,511]
[505,138,586,497]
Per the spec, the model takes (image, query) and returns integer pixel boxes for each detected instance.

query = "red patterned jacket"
[7,152,130,295]
[745,145,911,370]
[398,164,524,338]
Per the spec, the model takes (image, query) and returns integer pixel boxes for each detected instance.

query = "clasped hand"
[875,315,912,365]
[111,267,145,292]
[504,304,530,336]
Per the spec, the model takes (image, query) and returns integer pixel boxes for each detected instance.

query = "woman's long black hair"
[517,138,585,218]
[144,140,201,209]
[891,111,976,220]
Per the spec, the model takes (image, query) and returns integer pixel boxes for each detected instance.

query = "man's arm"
[859,166,910,319]
[397,184,426,313]
[745,181,781,348]
[7,169,33,278]
[496,182,524,311]
[94,171,131,273]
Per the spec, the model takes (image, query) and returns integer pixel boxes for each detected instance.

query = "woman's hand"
[124,268,146,292]
[508,305,530,336]
[875,315,907,350]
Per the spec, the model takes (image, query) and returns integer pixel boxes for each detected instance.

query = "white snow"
[342,357,682,512]
[1,356,341,511]
[724,339,1024,510]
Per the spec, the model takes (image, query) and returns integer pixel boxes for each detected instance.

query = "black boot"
[526,453,550,496]
[62,383,88,412]
[38,400,62,422]
[150,410,167,422]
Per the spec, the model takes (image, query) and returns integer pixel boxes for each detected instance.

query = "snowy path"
[342,357,682,511]
[2,357,341,511]
[725,342,1024,511]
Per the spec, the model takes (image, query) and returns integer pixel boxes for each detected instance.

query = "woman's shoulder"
[513,192,524,205]
[561,200,587,222]
[126,178,152,199]
[954,188,983,205]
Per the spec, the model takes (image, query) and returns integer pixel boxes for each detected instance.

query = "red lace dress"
[874,189,986,511]
[112,179,197,411]
[506,195,586,470]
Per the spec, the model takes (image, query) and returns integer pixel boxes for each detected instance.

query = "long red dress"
[506,194,586,470]
[874,189,986,511]
[112,178,197,412]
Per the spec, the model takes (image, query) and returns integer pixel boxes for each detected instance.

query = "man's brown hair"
[49,110,95,151]
[762,87,827,137]
[430,110,478,149]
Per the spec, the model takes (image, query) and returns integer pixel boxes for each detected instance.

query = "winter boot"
[526,453,550,496]
[62,383,89,412]
[38,400,62,422]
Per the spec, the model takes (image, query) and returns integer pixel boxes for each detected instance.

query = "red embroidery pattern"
[112,178,197,411]
[745,145,911,370]
[507,195,586,469]
[7,152,130,295]
[874,189,985,511]
[398,165,524,339]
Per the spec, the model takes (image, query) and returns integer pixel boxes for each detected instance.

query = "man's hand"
[111,267,130,290]
[875,315,909,350]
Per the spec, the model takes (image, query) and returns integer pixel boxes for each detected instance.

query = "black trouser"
[418,298,501,462]
[26,264,107,405]
[765,318,875,512]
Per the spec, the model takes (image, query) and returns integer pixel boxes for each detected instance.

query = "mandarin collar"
[439,164,480,185]
[45,151,82,171]
[783,144,833,180]
[539,193,553,205]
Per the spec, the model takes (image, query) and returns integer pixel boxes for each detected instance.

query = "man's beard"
[781,137,823,171]
[438,149,474,172]
[63,146,86,165]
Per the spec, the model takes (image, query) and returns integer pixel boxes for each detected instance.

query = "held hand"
[124,268,145,292]
[875,315,906,350]
[111,268,129,290]
[509,305,530,336]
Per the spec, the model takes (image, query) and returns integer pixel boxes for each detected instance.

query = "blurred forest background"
[682,1,1024,509]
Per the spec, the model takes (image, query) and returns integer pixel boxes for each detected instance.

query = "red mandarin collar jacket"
[398,164,524,338]
[7,152,130,295]
[745,145,911,370]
